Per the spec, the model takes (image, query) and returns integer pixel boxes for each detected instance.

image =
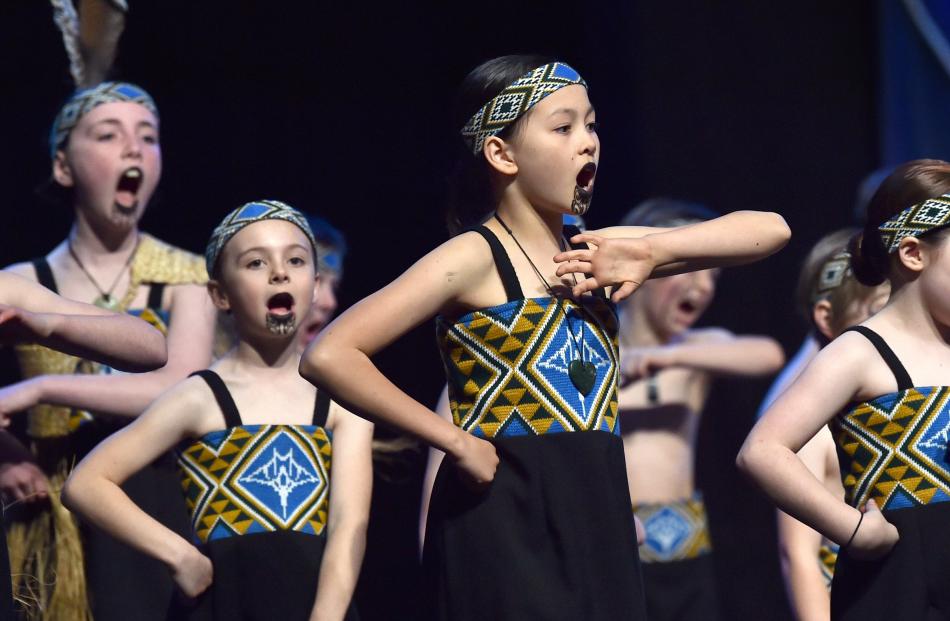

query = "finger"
[555,261,592,277]
[0,308,15,325]
[572,279,600,298]
[553,249,592,264]
[864,498,879,512]
[569,233,604,247]
[610,281,640,303]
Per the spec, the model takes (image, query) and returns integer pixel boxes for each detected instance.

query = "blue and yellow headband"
[877,194,950,254]
[205,200,318,276]
[50,81,158,158]
[460,61,586,154]
[814,250,852,303]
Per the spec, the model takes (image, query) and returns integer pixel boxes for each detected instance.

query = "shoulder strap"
[562,224,607,300]
[190,370,243,427]
[31,258,58,293]
[843,326,914,391]
[147,283,165,310]
[471,226,524,302]
[313,390,330,427]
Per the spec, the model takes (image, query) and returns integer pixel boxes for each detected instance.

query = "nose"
[269,263,289,284]
[123,135,143,160]
[578,124,597,158]
[693,270,715,295]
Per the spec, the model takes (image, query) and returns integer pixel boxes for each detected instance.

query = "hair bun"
[847,229,887,286]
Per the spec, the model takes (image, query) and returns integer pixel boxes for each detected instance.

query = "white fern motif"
[240,449,319,520]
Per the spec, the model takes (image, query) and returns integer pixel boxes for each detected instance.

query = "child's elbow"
[735,437,763,477]
[762,339,786,373]
[299,341,333,384]
[766,212,792,250]
[60,474,81,513]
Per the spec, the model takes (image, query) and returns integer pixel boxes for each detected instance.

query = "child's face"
[919,234,950,326]
[507,85,599,216]
[56,101,161,231]
[215,220,317,339]
[636,268,719,340]
[297,270,340,348]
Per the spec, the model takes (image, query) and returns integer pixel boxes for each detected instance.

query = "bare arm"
[555,211,791,300]
[777,428,834,621]
[737,333,898,557]
[0,271,166,371]
[61,377,213,595]
[301,235,498,486]
[622,329,784,382]
[310,402,374,621]
[419,386,450,555]
[18,284,216,417]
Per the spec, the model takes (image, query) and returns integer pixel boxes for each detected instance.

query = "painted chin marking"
[266,312,296,335]
[571,186,592,215]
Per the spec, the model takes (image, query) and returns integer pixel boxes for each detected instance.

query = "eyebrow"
[89,118,158,130]
[236,243,310,258]
[547,105,596,118]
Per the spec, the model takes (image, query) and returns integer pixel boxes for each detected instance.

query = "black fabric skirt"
[831,502,950,621]
[182,530,358,621]
[641,554,720,621]
[423,430,646,621]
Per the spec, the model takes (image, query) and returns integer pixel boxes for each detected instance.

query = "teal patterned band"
[878,194,950,254]
[50,82,158,157]
[814,251,852,302]
[206,200,318,276]
[460,62,586,154]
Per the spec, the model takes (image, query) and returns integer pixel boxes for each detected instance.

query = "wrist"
[161,535,193,570]
[37,312,61,340]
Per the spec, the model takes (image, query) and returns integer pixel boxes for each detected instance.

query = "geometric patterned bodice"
[832,386,950,510]
[437,225,620,440]
[177,370,332,543]
[830,326,950,511]
[178,424,332,543]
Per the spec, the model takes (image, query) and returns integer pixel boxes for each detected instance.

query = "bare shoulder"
[148,373,220,435]
[3,261,38,280]
[426,231,495,276]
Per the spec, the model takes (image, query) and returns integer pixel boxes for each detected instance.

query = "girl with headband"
[615,198,785,621]
[63,200,372,621]
[739,159,950,620]
[302,54,790,620]
[0,82,216,620]
[756,229,889,621]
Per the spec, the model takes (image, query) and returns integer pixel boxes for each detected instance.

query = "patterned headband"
[813,250,852,303]
[205,200,319,276]
[878,194,950,254]
[50,81,158,158]
[460,62,586,154]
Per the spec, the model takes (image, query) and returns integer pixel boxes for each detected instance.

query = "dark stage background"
[0,2,890,619]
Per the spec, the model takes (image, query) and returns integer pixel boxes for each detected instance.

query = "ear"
[482,135,518,176]
[812,299,835,341]
[52,150,74,187]
[895,236,925,274]
[207,279,230,312]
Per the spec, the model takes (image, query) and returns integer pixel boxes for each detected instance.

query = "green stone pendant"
[568,359,596,396]
[94,294,120,311]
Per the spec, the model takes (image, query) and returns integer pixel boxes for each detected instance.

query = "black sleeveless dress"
[830,326,950,620]
[424,225,646,620]
[179,370,358,621]
[26,257,193,621]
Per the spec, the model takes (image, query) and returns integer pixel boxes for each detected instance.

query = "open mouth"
[576,162,597,191]
[266,292,295,316]
[678,300,697,315]
[115,167,143,213]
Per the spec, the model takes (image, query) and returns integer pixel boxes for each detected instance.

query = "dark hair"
[446,54,554,235]
[620,197,719,228]
[849,159,950,285]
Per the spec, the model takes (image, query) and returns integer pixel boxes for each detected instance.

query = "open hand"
[848,499,899,560]
[553,234,655,302]
[0,462,50,505]
[171,544,214,598]
[449,433,499,492]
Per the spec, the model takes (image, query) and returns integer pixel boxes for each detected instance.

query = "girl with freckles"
[63,201,372,621]
[301,54,791,620]
[739,160,950,620]
[0,83,216,620]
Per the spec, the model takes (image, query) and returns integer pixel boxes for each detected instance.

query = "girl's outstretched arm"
[61,377,215,598]
[0,271,166,371]
[736,332,899,559]
[555,211,790,300]
[621,328,784,384]
[301,234,499,488]
[310,402,374,621]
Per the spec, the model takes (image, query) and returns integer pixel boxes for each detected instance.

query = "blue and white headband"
[814,250,852,302]
[50,81,158,158]
[205,200,318,276]
[877,193,950,254]
[460,61,587,154]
